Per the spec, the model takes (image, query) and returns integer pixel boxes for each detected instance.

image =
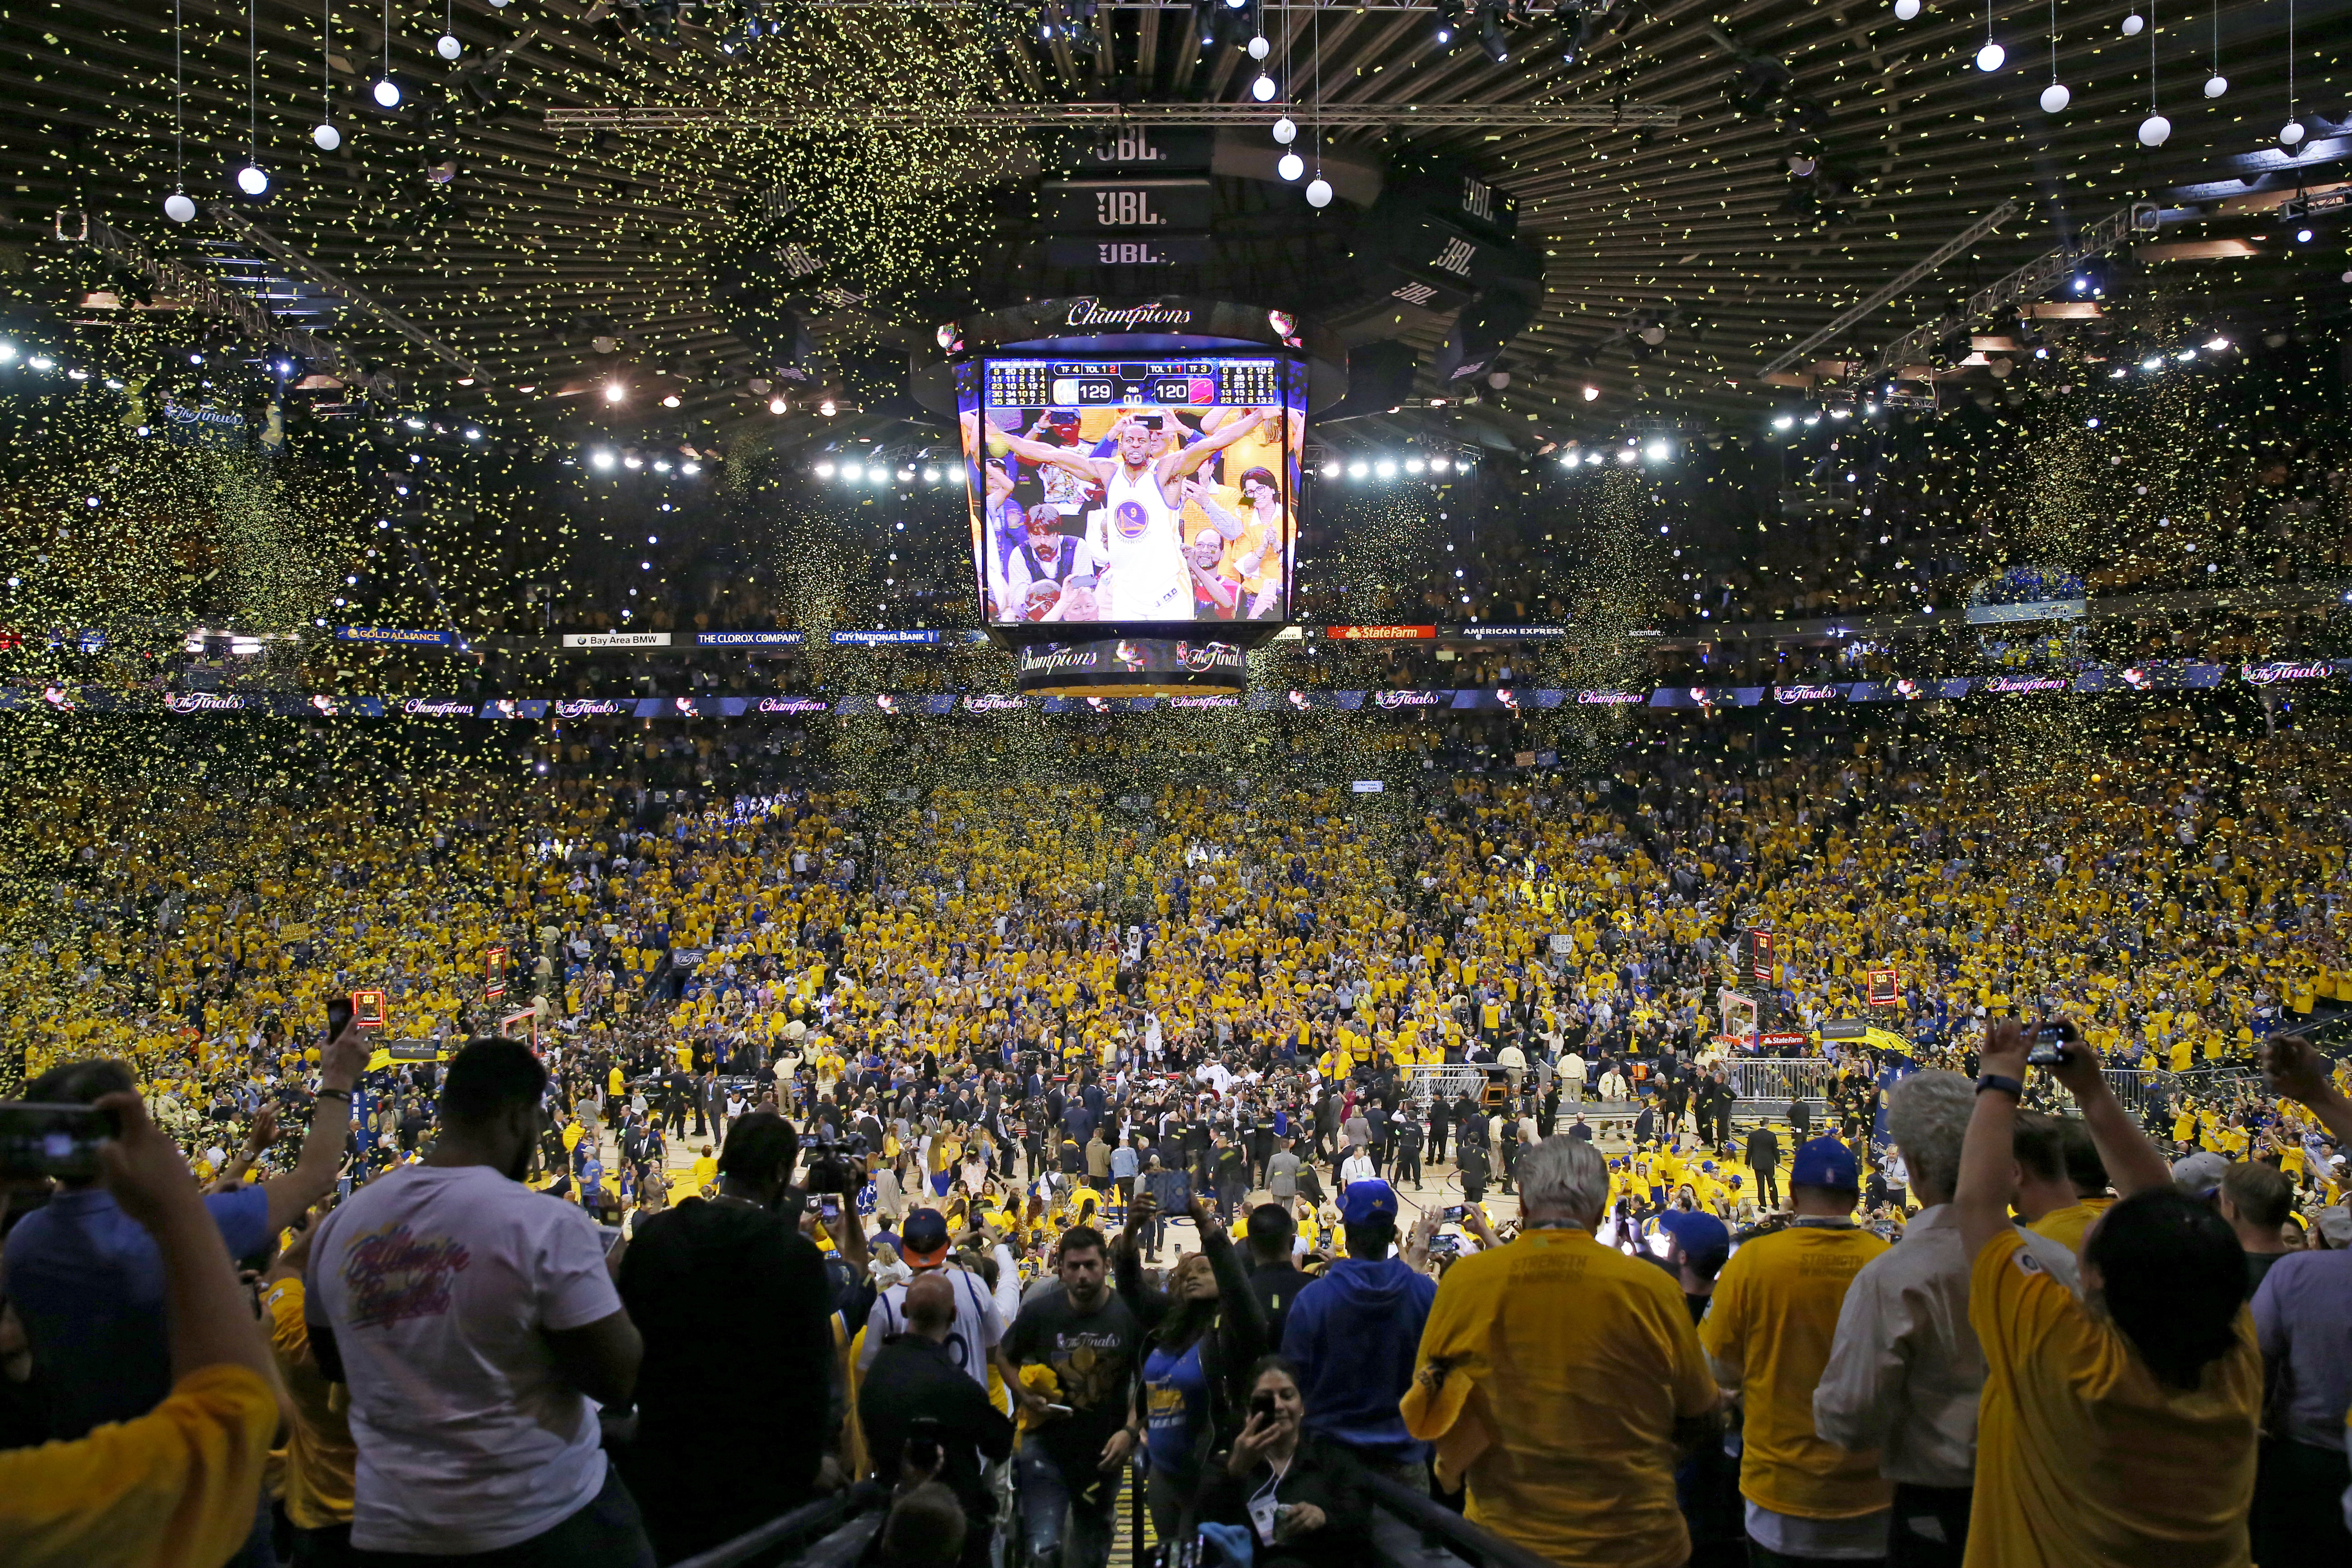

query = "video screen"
[959,357,1303,627]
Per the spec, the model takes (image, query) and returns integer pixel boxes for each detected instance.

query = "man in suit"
[1746,1123,1783,1209]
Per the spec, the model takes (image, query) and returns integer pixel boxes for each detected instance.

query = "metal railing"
[1725,1058,1836,1107]
[672,1483,887,1568]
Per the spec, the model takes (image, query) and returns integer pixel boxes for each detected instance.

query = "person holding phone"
[1193,1357,1369,1568]
[0,1091,284,1568]
[2,1010,367,1448]
[861,1272,1016,1568]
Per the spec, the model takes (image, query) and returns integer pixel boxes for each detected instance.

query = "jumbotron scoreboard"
[983,358,1285,412]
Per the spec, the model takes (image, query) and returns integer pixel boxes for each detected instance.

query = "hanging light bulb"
[236,163,270,195]
[373,77,401,106]
[2139,113,2171,144]
[1272,116,1297,144]
[1252,73,1277,100]
[436,31,460,58]
[313,121,342,149]
[2122,10,2144,30]
[1893,0,1920,18]
[1305,176,1333,208]
[1975,0,2002,70]
[2204,72,2227,96]
[2280,119,2306,145]
[164,191,197,222]
[1248,34,1269,57]
[1278,151,1304,181]
[2039,0,2067,112]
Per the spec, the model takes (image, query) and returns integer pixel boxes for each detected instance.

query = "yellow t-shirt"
[688,1154,719,1193]
[262,1279,357,1529]
[1403,1227,1717,1568]
[1964,1229,2259,1568]
[2024,1198,2115,1257]
[1699,1223,1892,1519]
[0,1363,280,1568]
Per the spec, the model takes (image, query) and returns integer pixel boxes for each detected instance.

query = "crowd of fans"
[1,725,2350,1567]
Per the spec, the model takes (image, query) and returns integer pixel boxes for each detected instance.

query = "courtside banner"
[697,630,807,647]
[831,630,941,646]
[561,631,672,649]
[1325,625,1437,641]
[336,626,453,647]
[1458,625,1568,639]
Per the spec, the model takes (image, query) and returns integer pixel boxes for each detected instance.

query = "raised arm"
[985,416,1102,483]
[1954,1019,2029,1260]
[1184,481,1248,542]
[2260,1033,2352,1147]
[2043,1028,2173,1198]
[1160,408,1264,483]
[262,1022,366,1233]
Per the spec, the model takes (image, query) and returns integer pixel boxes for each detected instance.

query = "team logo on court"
[1114,500,1151,539]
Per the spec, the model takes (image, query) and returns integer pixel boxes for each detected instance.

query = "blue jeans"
[1017,1446,1119,1568]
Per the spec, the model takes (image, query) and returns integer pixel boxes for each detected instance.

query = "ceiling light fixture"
[1976,0,2004,70]
[373,0,401,106]
[238,0,269,196]
[313,0,342,148]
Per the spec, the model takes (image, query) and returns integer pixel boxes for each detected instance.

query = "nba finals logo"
[1114,500,1151,540]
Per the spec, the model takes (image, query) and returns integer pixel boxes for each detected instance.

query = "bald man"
[860,1267,1015,1568]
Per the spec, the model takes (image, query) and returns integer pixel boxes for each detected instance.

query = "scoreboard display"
[983,359,1284,412]
[960,353,1304,630]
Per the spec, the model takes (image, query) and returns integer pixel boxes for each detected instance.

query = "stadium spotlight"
[603,382,626,403]
[1644,440,1671,461]
[589,449,616,471]
[1480,7,1510,62]
[1347,461,1369,478]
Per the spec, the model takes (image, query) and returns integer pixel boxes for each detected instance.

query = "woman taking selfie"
[1194,1357,1369,1568]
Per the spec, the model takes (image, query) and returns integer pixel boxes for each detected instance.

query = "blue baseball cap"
[1656,1209,1731,1269]
[1338,1178,1399,1226]
[1791,1137,1861,1191]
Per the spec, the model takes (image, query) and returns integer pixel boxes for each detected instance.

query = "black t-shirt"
[1005,1288,1140,1483]
[617,1196,835,1479]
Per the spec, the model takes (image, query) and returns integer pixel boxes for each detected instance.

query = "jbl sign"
[1046,236,1211,267]
[1097,189,1166,227]
[1042,179,1214,234]
[1074,127,1214,172]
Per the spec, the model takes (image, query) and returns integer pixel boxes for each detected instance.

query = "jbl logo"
[1431,237,1475,276]
[1392,281,1439,305]
[1094,130,1166,163]
[1098,242,1167,264]
[1461,178,1493,222]
[1095,190,1165,227]
[777,242,824,278]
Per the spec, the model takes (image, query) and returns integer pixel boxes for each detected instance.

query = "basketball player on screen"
[979,406,1265,621]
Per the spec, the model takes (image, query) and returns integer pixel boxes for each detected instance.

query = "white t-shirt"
[306,1162,623,1554]
[857,1264,1004,1396]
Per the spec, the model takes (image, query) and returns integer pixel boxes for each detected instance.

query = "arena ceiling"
[0,0,2346,459]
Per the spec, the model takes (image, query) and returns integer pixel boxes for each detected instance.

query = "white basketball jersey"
[1099,463,1190,619]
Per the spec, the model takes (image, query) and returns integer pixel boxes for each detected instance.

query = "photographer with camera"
[1954,1017,2259,1567]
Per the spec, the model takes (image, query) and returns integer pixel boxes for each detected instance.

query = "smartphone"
[2025,1022,2075,1067]
[1439,1205,1469,1223]
[0,1102,119,1181]
[327,995,354,1039]
[1045,1403,1075,1417]
[819,1196,841,1223]
[1250,1389,1279,1421]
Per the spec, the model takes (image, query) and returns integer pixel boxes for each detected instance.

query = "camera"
[800,1131,869,1196]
